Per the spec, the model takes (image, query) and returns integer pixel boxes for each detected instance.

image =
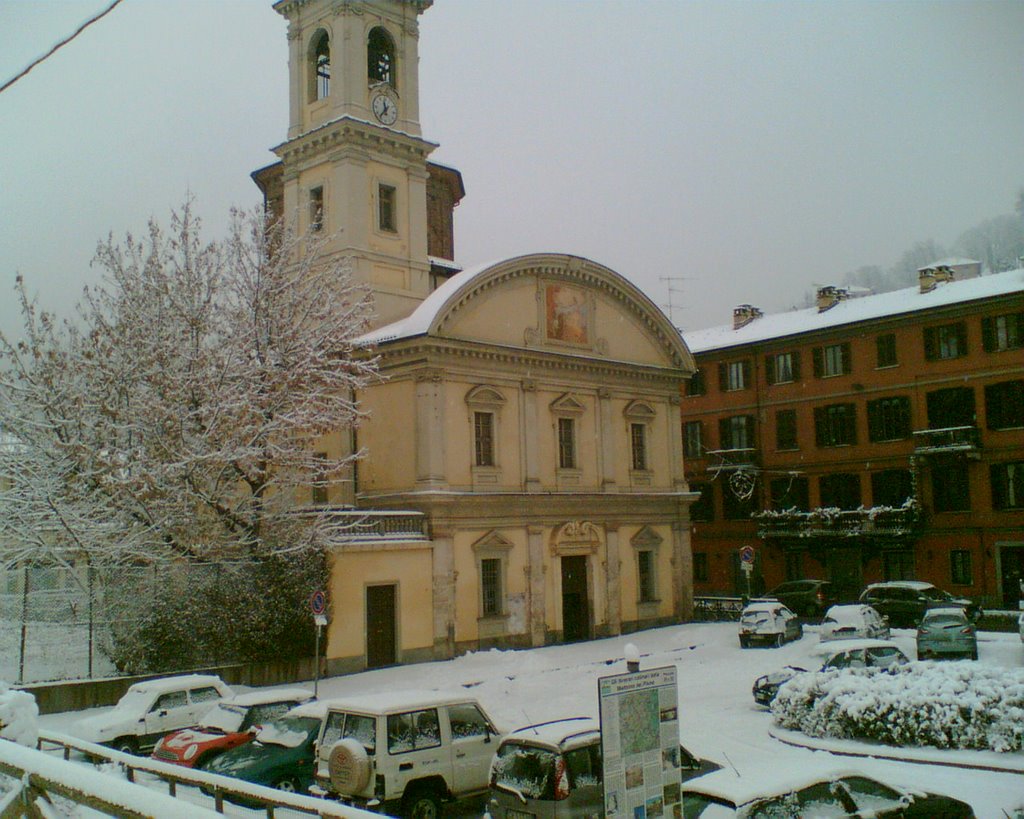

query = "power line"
[0,0,125,96]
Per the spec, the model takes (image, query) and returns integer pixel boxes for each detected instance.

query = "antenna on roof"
[660,276,689,329]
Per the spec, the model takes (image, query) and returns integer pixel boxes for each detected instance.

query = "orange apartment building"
[681,262,1024,609]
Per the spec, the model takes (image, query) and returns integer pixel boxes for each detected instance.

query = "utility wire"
[0,0,125,96]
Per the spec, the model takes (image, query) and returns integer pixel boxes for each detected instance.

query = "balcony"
[754,503,921,540]
[704,448,758,473]
[314,509,430,543]
[912,426,981,458]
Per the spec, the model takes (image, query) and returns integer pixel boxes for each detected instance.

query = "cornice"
[273,116,437,166]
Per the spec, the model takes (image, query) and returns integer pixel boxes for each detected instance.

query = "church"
[254,0,698,675]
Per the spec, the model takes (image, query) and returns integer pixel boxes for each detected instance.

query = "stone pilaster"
[526,526,546,646]
[598,388,616,490]
[668,394,687,491]
[415,369,446,487]
[522,380,541,492]
[431,524,456,658]
[672,521,693,620]
[604,523,622,635]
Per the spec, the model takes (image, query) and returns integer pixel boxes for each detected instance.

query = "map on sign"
[618,688,660,755]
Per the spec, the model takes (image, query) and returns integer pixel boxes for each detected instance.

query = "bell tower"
[271,0,437,328]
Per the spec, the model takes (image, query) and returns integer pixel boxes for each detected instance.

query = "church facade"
[259,0,697,674]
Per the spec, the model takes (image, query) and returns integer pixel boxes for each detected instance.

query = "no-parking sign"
[739,545,755,565]
[310,590,327,616]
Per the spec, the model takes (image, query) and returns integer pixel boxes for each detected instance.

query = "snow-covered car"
[819,603,890,642]
[738,602,802,648]
[752,638,907,706]
[70,674,233,755]
[1019,611,1024,643]
[859,581,981,628]
[682,767,975,817]
[152,687,315,768]
[916,607,978,660]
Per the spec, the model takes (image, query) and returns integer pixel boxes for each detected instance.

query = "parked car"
[859,581,981,628]
[70,674,233,755]
[1019,611,1024,643]
[201,704,323,802]
[738,602,802,648]
[916,607,978,660]
[312,690,502,817]
[753,639,908,706]
[487,717,716,819]
[819,604,890,642]
[152,687,315,768]
[765,580,836,617]
[682,767,975,817]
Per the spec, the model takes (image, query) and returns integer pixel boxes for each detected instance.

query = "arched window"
[309,30,330,102]
[367,26,396,88]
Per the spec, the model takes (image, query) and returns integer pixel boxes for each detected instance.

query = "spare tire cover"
[329,738,371,794]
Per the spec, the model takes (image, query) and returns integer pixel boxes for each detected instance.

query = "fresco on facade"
[546,284,589,344]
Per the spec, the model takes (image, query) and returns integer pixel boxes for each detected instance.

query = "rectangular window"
[883,551,915,581]
[871,469,913,507]
[784,551,803,582]
[718,360,751,391]
[630,423,647,471]
[813,342,851,377]
[481,558,502,616]
[991,461,1024,510]
[926,387,975,429]
[637,550,656,603]
[924,322,967,360]
[685,369,706,397]
[309,186,324,232]
[765,351,799,385]
[932,461,971,512]
[689,482,714,522]
[876,333,897,367]
[311,451,329,504]
[474,411,495,467]
[378,183,397,232]
[775,409,798,450]
[819,473,861,510]
[982,312,1024,352]
[557,417,576,469]
[985,380,1024,429]
[684,421,703,459]
[719,415,755,450]
[867,396,911,442]
[950,550,972,586]
[693,552,709,583]
[770,476,809,511]
[814,403,857,447]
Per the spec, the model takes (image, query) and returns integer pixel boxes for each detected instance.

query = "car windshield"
[199,703,247,733]
[839,776,902,812]
[492,743,558,800]
[112,690,154,715]
[920,587,950,601]
[682,791,736,817]
[741,610,772,624]
[255,716,320,748]
[923,613,966,628]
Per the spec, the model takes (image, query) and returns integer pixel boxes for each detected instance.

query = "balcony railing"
[753,503,921,539]
[912,425,981,456]
[313,509,430,542]
[704,448,758,472]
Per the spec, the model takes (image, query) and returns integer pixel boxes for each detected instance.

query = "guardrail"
[29,730,377,818]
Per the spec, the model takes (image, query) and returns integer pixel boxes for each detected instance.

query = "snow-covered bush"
[771,661,1024,753]
[0,680,39,747]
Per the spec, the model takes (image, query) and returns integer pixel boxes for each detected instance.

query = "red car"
[152,687,315,768]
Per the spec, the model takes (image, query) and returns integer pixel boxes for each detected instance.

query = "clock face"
[372,93,398,125]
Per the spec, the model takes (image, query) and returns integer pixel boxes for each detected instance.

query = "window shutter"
[742,360,752,389]
[814,407,826,446]
[867,400,880,442]
[991,464,1007,510]
[791,351,801,381]
[924,327,937,360]
[765,355,776,386]
[846,403,858,445]
[981,316,995,352]
[841,342,852,374]
[718,363,727,392]
[812,347,824,378]
[718,417,730,449]
[955,323,967,356]
[744,415,756,449]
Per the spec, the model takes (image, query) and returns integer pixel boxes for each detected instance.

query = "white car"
[70,674,233,755]
[738,602,802,648]
[819,604,890,642]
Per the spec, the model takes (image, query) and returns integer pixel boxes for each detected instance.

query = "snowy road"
[38,621,1024,817]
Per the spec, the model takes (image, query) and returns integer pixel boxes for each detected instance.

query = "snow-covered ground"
[32,622,1024,817]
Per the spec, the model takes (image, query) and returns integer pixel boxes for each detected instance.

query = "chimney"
[816,285,848,312]
[733,304,763,330]
[918,265,955,293]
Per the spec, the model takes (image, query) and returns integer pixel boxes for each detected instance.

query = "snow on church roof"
[684,267,1024,354]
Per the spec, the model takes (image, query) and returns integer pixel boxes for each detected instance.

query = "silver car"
[916,607,978,660]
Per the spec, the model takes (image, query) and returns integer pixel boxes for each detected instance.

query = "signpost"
[739,545,755,599]
[310,591,327,696]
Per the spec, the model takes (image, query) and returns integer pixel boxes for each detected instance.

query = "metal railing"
[319,509,429,542]
[754,505,920,539]
[692,596,746,622]
[912,425,981,455]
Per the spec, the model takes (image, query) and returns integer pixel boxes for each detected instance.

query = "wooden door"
[561,556,590,643]
[366,584,397,668]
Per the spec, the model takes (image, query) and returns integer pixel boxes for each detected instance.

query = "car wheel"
[274,775,300,793]
[114,737,138,755]
[739,635,749,648]
[402,787,442,819]
[774,633,784,648]
[970,648,978,661]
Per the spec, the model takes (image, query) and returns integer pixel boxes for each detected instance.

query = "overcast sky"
[2,0,1023,339]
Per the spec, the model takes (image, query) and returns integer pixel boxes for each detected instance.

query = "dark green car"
[202,714,321,800]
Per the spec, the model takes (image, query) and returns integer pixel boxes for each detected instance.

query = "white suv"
[70,673,232,755]
[313,690,501,817]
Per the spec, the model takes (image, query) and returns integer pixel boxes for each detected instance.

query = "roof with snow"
[684,267,1024,354]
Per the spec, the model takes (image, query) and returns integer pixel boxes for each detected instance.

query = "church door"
[366,584,397,668]
[561,556,590,643]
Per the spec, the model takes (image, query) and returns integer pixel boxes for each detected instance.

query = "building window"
[719,415,755,450]
[775,409,797,450]
[480,558,502,616]
[819,473,861,510]
[813,342,851,378]
[926,386,975,429]
[309,186,324,232]
[871,469,913,508]
[684,421,703,459]
[558,417,576,469]
[718,360,751,392]
[985,380,1024,429]
[876,333,897,367]
[378,184,397,233]
[784,551,803,582]
[814,403,857,447]
[982,312,1024,352]
[932,460,970,512]
[637,550,656,603]
[689,482,714,522]
[883,551,915,581]
[693,552,709,583]
[474,411,495,467]
[770,476,809,511]
[311,451,329,504]
[866,396,911,442]
[924,322,967,360]
[630,423,648,471]
[310,30,330,101]
[686,369,706,397]
[765,351,799,385]
[950,550,973,586]
[367,26,396,87]
[991,461,1024,510]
